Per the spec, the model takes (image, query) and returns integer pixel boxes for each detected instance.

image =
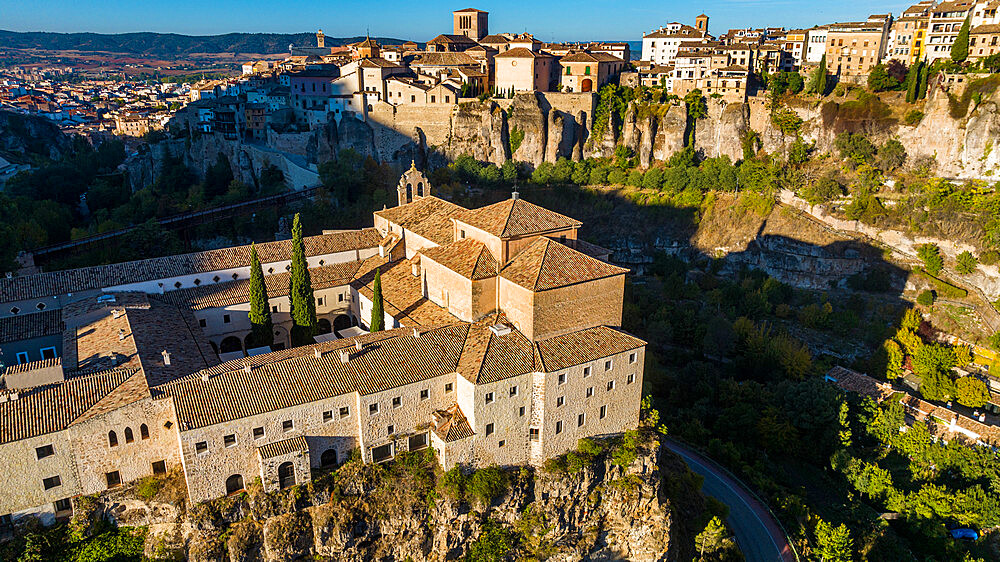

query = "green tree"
[370,268,385,332]
[884,339,904,379]
[247,244,273,348]
[815,520,854,562]
[917,243,944,275]
[956,376,989,408]
[917,290,935,307]
[288,213,317,346]
[877,139,907,172]
[807,54,829,95]
[695,516,729,560]
[917,63,929,99]
[952,16,971,63]
[905,61,921,103]
[868,64,899,92]
[956,251,978,274]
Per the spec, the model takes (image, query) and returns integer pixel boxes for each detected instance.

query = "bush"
[916,243,944,275]
[916,269,968,298]
[877,139,907,172]
[441,466,467,500]
[904,110,924,126]
[956,376,989,408]
[135,477,161,501]
[917,290,935,307]
[468,466,508,506]
[955,251,978,274]
[980,249,1000,265]
[465,521,516,562]
[611,430,640,468]
[834,132,876,166]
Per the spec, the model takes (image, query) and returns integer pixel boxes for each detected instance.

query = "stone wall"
[529,274,625,341]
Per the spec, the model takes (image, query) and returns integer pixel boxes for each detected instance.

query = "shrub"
[135,476,162,501]
[916,290,935,306]
[956,376,989,408]
[916,243,944,275]
[465,521,516,562]
[834,132,876,166]
[468,466,508,506]
[979,249,1000,265]
[955,251,978,274]
[877,139,907,172]
[904,110,924,126]
[611,430,640,468]
[916,269,968,298]
[440,466,467,500]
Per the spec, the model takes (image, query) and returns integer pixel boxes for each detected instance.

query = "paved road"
[663,439,797,562]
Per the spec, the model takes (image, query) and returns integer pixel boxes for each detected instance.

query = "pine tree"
[694,516,726,558]
[815,520,854,562]
[247,244,273,348]
[369,268,385,332]
[952,16,971,63]
[288,213,317,346]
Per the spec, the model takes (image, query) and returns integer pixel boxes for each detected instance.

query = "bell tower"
[397,161,431,206]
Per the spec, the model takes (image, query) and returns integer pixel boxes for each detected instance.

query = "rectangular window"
[486,423,494,436]
[627,373,635,384]
[338,293,344,302]
[272,305,279,313]
[529,428,540,441]
[420,389,429,401]
[583,366,591,378]
[323,410,333,422]
[557,373,566,385]
[519,406,525,417]
[223,314,231,324]
[578,413,586,427]
[223,434,237,448]
[586,387,594,398]
[339,406,350,418]
[498,440,505,448]
[607,380,615,391]
[605,360,613,371]
[54,498,72,513]
[555,421,563,434]
[408,432,428,450]
[557,396,565,407]
[253,427,265,439]
[369,403,379,415]
[42,476,61,490]
[509,385,518,397]
[152,460,166,474]
[600,405,607,419]
[106,471,121,488]
[387,425,394,435]
[282,420,294,432]
[199,318,207,328]
[36,444,54,459]
[40,347,56,360]
[392,396,402,408]
[485,392,494,404]
[629,352,637,364]
[445,382,453,393]
[195,441,208,455]
[16,352,28,364]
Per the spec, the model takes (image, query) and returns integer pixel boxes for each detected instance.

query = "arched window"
[108,431,118,447]
[225,474,245,495]
[124,427,134,443]
[140,424,149,440]
[317,318,332,334]
[417,182,424,197]
[321,448,338,468]
[220,336,243,354]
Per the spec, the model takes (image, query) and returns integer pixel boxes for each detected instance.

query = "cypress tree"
[369,268,385,332]
[917,63,929,99]
[952,16,971,63]
[247,244,273,348]
[905,61,920,103]
[816,54,828,96]
[288,213,317,345]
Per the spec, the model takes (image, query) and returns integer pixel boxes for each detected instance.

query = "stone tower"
[316,29,325,48]
[453,8,489,41]
[695,14,709,35]
[397,161,431,206]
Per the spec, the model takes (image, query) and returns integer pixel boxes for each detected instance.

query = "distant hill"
[0,30,411,56]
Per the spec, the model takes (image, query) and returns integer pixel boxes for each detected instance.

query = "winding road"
[663,438,797,562]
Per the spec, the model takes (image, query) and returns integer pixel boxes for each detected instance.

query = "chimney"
[243,364,253,374]
[355,339,363,351]
[118,328,126,341]
[314,347,322,359]
[413,327,421,338]
[111,308,124,319]
[201,372,210,382]
[161,350,171,366]
[511,191,519,200]
[339,349,350,363]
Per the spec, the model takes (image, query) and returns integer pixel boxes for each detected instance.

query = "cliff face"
[0,110,74,161]
[73,435,689,562]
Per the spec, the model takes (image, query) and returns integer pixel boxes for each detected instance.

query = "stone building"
[0,171,644,522]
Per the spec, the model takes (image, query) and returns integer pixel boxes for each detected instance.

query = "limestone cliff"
[68,435,700,562]
[0,110,74,162]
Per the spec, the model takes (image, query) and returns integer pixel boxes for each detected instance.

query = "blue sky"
[3,0,907,41]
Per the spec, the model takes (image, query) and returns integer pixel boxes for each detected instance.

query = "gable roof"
[458,198,581,239]
[500,238,628,292]
[495,47,554,59]
[0,308,63,344]
[374,196,467,246]
[420,238,498,281]
[534,326,645,371]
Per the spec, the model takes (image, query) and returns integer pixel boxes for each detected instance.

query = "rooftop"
[374,196,467,246]
[500,237,628,292]
[419,238,499,281]
[458,197,581,239]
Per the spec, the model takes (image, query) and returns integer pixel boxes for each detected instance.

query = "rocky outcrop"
[72,435,694,562]
[0,110,74,161]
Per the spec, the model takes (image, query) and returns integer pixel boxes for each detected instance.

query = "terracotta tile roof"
[0,229,380,303]
[374,196,467,246]
[159,324,468,430]
[457,315,536,384]
[500,238,628,292]
[157,261,362,311]
[550,237,611,259]
[432,404,474,442]
[407,52,480,67]
[825,366,893,399]
[495,47,554,59]
[352,257,460,326]
[459,198,581,239]
[972,24,1000,33]
[560,52,623,63]
[127,300,218,387]
[0,309,63,344]
[428,34,479,45]
[420,239,498,281]
[0,367,138,444]
[535,326,645,372]
[258,435,309,459]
